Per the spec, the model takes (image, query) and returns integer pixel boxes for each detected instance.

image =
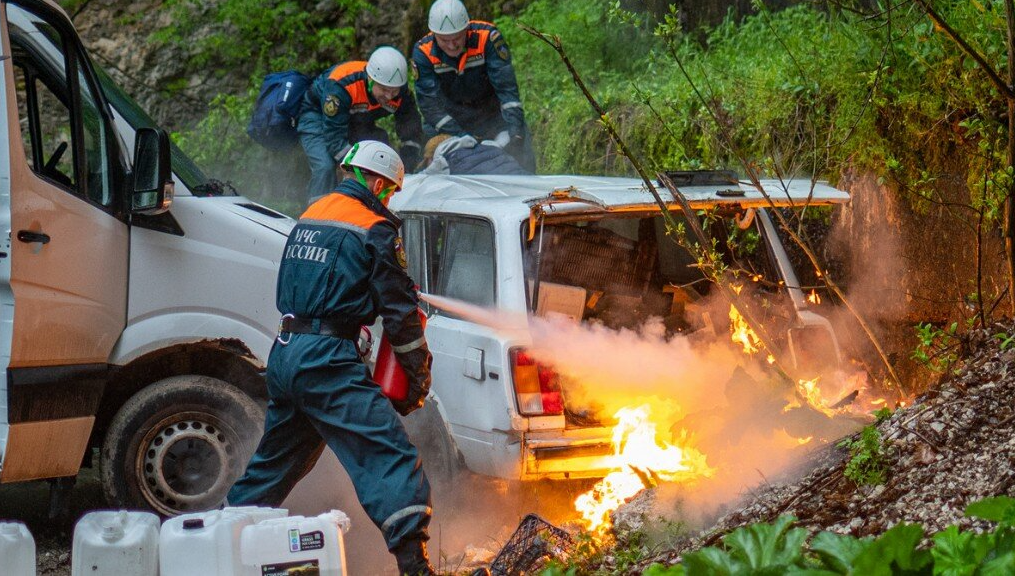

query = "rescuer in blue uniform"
[412,0,535,171]
[299,46,424,204]
[228,141,436,575]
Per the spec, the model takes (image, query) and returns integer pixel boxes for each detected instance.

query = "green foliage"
[993,331,1015,352]
[837,424,888,486]
[873,406,893,423]
[148,0,367,209]
[911,322,961,374]
[151,0,367,74]
[629,496,1015,575]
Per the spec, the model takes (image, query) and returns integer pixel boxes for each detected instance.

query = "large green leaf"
[642,563,686,576]
[978,551,1015,576]
[852,523,932,575]
[930,525,991,576]
[682,546,741,575]
[809,531,875,573]
[722,515,809,569]
[966,497,1015,527]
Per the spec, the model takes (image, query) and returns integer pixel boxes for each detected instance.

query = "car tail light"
[511,349,564,416]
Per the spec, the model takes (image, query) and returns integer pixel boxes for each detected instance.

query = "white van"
[0,0,292,515]
[390,173,849,483]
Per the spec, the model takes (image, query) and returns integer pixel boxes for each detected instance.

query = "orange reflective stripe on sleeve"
[301,194,386,231]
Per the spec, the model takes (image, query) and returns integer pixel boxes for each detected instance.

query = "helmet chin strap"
[353,165,395,202]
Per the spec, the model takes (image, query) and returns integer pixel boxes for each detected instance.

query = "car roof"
[391,174,849,222]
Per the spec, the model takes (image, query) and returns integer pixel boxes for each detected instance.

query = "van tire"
[101,375,264,516]
[402,398,461,489]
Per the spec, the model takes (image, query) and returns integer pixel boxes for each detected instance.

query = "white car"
[390,173,849,483]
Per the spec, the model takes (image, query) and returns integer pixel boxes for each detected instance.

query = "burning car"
[388,171,851,492]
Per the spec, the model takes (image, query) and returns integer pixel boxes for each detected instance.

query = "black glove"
[390,345,433,416]
[399,144,422,173]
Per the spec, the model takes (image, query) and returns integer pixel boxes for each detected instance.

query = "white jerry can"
[160,507,288,576]
[240,510,351,576]
[0,521,36,576]
[224,506,289,525]
[72,510,160,576]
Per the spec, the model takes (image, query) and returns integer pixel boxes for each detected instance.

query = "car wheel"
[101,375,264,516]
[402,398,461,489]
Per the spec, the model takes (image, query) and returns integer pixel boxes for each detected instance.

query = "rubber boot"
[393,539,437,576]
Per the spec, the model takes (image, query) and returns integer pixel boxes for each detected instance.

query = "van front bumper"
[521,427,614,480]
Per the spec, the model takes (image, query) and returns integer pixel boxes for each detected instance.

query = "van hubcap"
[137,413,236,515]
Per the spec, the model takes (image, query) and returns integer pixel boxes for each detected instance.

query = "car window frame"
[399,211,498,312]
[5,0,128,218]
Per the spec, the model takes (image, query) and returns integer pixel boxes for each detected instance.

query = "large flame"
[783,377,842,418]
[729,304,763,355]
[575,405,713,534]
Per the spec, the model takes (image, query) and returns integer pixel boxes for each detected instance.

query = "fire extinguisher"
[372,308,427,402]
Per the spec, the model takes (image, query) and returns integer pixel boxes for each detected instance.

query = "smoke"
[421,293,865,534]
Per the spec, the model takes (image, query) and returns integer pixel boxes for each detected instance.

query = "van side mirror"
[132,128,173,214]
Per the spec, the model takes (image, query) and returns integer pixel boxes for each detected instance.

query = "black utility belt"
[278,315,359,340]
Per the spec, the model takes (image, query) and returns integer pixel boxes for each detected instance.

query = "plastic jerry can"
[224,506,289,525]
[240,510,351,576]
[160,508,278,576]
[0,521,36,576]
[72,510,159,576]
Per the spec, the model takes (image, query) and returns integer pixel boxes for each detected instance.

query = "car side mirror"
[132,127,173,214]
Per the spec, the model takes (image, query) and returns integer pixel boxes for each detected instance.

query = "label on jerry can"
[262,560,320,575]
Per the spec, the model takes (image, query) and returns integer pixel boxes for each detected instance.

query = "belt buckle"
[276,313,295,345]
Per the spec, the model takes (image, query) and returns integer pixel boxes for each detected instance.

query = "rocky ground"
[602,322,1015,573]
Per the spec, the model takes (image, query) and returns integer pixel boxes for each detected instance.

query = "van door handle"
[17,230,50,244]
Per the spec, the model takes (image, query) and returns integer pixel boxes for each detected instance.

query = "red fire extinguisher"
[373,308,427,402]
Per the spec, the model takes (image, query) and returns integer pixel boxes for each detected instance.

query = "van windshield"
[94,66,233,196]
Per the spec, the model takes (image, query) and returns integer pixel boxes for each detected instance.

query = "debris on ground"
[625,322,1015,571]
[488,513,574,575]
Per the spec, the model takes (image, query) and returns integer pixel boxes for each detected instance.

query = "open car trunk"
[521,175,850,429]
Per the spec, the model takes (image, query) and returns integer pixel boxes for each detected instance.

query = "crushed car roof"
[392,174,850,220]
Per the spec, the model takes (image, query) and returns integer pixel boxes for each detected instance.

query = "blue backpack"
[247,70,311,151]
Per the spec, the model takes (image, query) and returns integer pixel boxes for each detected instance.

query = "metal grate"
[489,514,574,576]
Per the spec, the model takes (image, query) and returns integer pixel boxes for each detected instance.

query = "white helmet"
[341,140,405,190]
[366,46,408,88]
[428,0,469,34]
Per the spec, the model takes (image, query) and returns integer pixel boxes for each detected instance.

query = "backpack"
[247,70,311,151]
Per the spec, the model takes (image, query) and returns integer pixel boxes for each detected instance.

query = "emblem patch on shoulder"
[323,94,341,117]
[411,60,419,81]
[491,32,510,61]
[394,237,408,269]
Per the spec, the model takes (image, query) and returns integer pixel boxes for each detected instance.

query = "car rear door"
[0,0,128,482]
[402,213,519,477]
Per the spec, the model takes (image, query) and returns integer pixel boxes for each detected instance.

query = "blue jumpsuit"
[299,61,424,203]
[412,21,535,171]
[228,179,432,552]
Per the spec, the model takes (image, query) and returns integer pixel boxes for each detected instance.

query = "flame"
[783,378,842,418]
[729,305,763,355]
[766,354,776,365]
[575,405,713,534]
[807,290,821,305]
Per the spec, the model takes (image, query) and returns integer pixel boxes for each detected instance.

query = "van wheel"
[402,399,461,489]
[101,375,264,516]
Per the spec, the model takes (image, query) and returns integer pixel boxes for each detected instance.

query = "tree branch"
[912,0,1015,101]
